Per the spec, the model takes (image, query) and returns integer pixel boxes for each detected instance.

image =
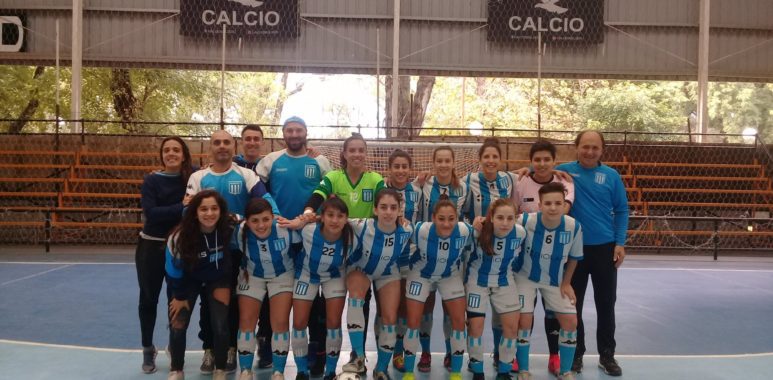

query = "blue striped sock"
[558,329,577,374]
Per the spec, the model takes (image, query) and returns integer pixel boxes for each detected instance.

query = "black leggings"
[170,282,230,371]
[199,252,241,350]
[135,237,170,348]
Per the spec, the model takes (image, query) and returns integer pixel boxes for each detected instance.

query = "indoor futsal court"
[2,0,773,380]
[1,247,772,379]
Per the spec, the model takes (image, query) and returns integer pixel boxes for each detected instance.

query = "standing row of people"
[136,120,628,380]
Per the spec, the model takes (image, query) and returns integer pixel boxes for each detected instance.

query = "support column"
[696,0,710,143]
[71,0,83,133]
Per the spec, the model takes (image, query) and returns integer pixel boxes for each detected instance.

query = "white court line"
[0,339,771,359]
[624,267,773,273]
[0,264,72,286]
[2,262,772,272]
[0,261,132,265]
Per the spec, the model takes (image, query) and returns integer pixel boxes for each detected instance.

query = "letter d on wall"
[1,16,24,52]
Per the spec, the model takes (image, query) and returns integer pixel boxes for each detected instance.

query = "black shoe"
[296,373,310,380]
[472,373,485,380]
[310,352,326,377]
[257,338,273,368]
[495,373,514,380]
[598,356,622,376]
[571,356,583,373]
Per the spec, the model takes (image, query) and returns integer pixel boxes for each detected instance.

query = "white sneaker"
[517,371,532,380]
[167,370,184,380]
[558,372,576,380]
[239,369,254,380]
[213,369,227,380]
[271,371,285,380]
[341,356,366,374]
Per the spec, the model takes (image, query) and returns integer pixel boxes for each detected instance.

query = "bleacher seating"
[1,139,772,251]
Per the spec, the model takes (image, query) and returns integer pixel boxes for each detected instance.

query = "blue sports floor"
[1,246,772,379]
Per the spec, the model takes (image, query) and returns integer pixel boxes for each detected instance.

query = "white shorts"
[515,274,576,314]
[346,267,401,291]
[236,270,294,302]
[405,271,465,303]
[293,276,346,302]
[465,279,520,316]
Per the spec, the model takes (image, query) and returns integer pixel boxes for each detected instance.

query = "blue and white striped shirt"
[514,212,584,287]
[466,225,526,287]
[348,219,413,277]
[295,223,358,284]
[420,177,468,221]
[235,220,300,279]
[411,221,474,280]
[463,171,518,220]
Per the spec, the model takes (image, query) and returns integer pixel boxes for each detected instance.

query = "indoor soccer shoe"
[391,353,405,372]
[571,356,583,373]
[598,357,622,376]
[341,356,367,374]
[372,369,392,380]
[510,358,519,373]
[417,352,432,372]
[142,345,157,374]
[516,371,532,380]
[548,354,560,376]
[213,369,227,380]
[167,370,184,380]
[495,373,514,380]
[557,371,576,380]
[200,349,215,374]
[226,347,238,373]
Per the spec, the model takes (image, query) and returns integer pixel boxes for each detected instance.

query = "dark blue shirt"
[140,172,186,238]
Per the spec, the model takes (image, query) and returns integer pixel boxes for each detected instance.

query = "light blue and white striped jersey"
[257,149,332,219]
[466,225,526,287]
[411,221,474,280]
[390,181,423,224]
[347,219,413,277]
[186,163,279,218]
[463,171,519,220]
[514,212,583,287]
[235,220,301,279]
[295,223,358,284]
[420,176,468,221]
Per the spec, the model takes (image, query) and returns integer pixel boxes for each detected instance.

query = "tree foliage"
[1,64,771,143]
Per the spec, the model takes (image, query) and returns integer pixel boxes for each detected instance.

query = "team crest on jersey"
[468,293,481,309]
[398,232,410,246]
[228,181,242,195]
[452,187,464,197]
[558,231,572,244]
[304,165,317,179]
[454,237,466,250]
[509,238,522,250]
[498,177,509,189]
[407,192,418,202]
[295,281,309,296]
[362,189,374,202]
[272,238,287,251]
[408,281,423,296]
[595,172,606,185]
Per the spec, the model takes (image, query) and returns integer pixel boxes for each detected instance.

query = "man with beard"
[257,116,333,376]
[185,129,280,375]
